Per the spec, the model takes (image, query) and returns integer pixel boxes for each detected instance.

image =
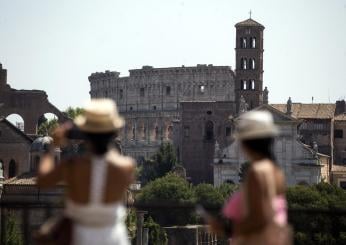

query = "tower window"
[241,37,247,48]
[251,37,256,48]
[251,80,255,90]
[242,80,247,90]
[250,59,256,69]
[166,86,171,95]
[241,58,247,70]
[140,88,145,97]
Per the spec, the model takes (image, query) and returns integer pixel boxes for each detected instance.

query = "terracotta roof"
[271,103,336,119]
[335,113,346,121]
[3,172,37,185]
[332,164,346,172]
[235,18,264,28]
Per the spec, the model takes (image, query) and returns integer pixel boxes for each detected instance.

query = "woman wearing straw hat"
[37,99,135,245]
[209,111,292,244]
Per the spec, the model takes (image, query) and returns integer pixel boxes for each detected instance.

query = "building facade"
[213,105,331,186]
[89,18,267,164]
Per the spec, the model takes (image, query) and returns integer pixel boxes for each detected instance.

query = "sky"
[1,0,346,112]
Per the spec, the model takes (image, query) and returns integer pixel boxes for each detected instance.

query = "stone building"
[173,101,235,183]
[213,104,331,186]
[89,17,267,163]
[0,63,66,135]
[0,118,33,179]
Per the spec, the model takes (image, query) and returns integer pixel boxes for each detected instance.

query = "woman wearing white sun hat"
[209,110,292,245]
[37,99,135,245]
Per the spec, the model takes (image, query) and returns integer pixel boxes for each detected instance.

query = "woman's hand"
[52,122,73,147]
[207,217,225,236]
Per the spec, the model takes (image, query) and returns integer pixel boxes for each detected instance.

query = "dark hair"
[241,137,276,162]
[85,132,117,155]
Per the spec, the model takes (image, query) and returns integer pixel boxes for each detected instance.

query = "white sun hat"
[233,110,279,140]
[74,99,125,133]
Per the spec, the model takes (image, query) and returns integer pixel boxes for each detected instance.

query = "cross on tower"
[249,10,252,19]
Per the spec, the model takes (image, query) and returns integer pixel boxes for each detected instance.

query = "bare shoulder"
[106,150,136,170]
[252,159,273,172]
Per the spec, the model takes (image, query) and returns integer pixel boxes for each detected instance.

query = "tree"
[137,173,195,225]
[140,143,178,184]
[65,106,84,119]
[144,216,168,245]
[5,211,23,245]
[194,183,224,207]
[37,118,58,136]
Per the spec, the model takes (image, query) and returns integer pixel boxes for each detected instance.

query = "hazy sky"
[1,0,346,111]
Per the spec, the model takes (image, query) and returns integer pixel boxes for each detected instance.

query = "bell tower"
[235,17,265,112]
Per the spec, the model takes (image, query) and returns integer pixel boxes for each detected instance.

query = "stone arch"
[36,112,59,136]
[6,113,25,131]
[8,159,16,178]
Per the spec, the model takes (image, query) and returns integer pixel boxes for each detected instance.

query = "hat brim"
[74,115,125,133]
[233,127,279,141]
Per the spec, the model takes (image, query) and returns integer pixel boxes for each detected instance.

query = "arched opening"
[6,114,24,131]
[8,159,16,178]
[242,80,247,90]
[154,126,159,140]
[37,113,58,136]
[132,127,136,140]
[250,59,256,69]
[241,37,247,48]
[251,37,256,48]
[241,58,247,70]
[204,121,214,141]
[251,80,255,90]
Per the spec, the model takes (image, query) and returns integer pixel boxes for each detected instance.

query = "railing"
[1,201,346,245]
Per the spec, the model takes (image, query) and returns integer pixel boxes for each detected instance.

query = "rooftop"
[235,18,264,28]
[271,103,336,119]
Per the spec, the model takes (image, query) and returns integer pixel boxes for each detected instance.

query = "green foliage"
[217,183,239,200]
[194,183,224,207]
[144,216,168,245]
[5,211,23,245]
[138,173,196,225]
[238,161,250,182]
[140,143,178,184]
[65,106,84,119]
[125,209,137,242]
[37,118,58,136]
[138,173,194,203]
[287,183,346,244]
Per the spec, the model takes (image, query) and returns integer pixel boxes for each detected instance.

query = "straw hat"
[74,99,125,133]
[233,110,279,140]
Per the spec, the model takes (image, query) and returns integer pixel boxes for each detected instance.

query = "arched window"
[250,59,256,69]
[241,37,247,48]
[241,58,247,70]
[242,80,247,90]
[205,121,214,141]
[8,159,16,178]
[251,80,255,90]
[251,37,256,48]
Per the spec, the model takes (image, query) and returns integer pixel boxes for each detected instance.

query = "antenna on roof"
[249,10,252,19]
[312,96,314,104]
